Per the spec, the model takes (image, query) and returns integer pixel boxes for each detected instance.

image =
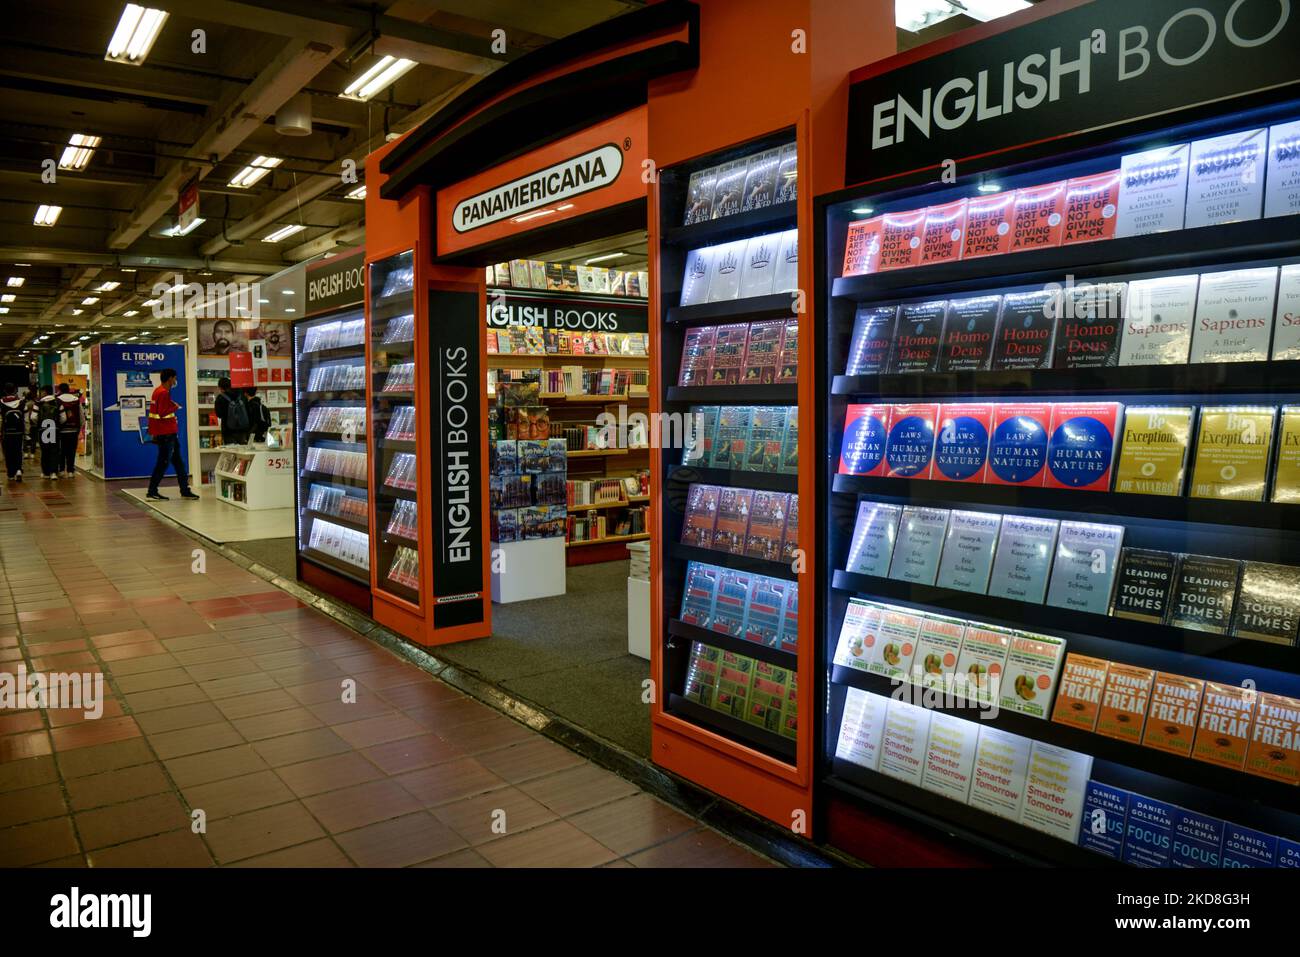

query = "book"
[1121,794,1176,868]
[709,405,754,470]
[1271,404,1300,503]
[1116,143,1191,237]
[775,317,799,383]
[1079,781,1130,860]
[508,260,530,288]
[1045,521,1124,615]
[1185,127,1268,228]
[1051,653,1110,732]
[918,199,968,266]
[967,726,1032,821]
[709,159,748,220]
[1266,118,1300,218]
[744,491,789,562]
[1142,672,1205,757]
[681,405,719,467]
[1113,405,1195,496]
[1096,662,1155,744]
[909,614,965,691]
[780,493,799,563]
[1008,181,1066,252]
[1189,267,1279,363]
[987,516,1059,604]
[740,148,781,212]
[845,305,897,376]
[679,562,720,627]
[677,326,716,387]
[883,403,937,479]
[705,240,746,302]
[683,167,718,224]
[838,404,891,476]
[1053,282,1126,368]
[528,260,547,288]
[679,247,715,306]
[1020,741,1092,843]
[746,659,792,732]
[999,632,1066,720]
[683,641,720,703]
[921,711,979,802]
[1232,561,1300,646]
[984,403,1051,486]
[562,264,579,291]
[740,319,783,385]
[1111,549,1179,624]
[834,687,888,770]
[934,510,1001,594]
[711,487,754,555]
[778,406,799,474]
[1191,681,1255,770]
[1118,274,1198,366]
[1188,405,1277,501]
[775,143,797,204]
[832,598,883,672]
[1044,401,1122,491]
[844,500,901,578]
[1245,692,1300,784]
[878,697,932,788]
[711,649,754,718]
[772,229,799,295]
[743,578,788,650]
[1169,555,1241,635]
[746,405,788,472]
[738,234,778,299]
[1062,170,1121,245]
[953,625,1010,708]
[961,191,1015,259]
[1172,809,1225,868]
[937,295,1000,372]
[709,570,754,638]
[1221,823,1278,868]
[877,208,927,271]
[707,322,749,386]
[991,290,1058,370]
[932,403,993,483]
[885,300,946,374]
[868,607,922,682]
[841,216,884,276]
[1270,265,1300,359]
[1281,839,1300,868]
[886,506,950,586]
[680,484,720,548]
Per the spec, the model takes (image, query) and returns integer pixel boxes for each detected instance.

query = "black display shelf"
[830,666,1300,816]
[301,345,366,362]
[299,547,368,585]
[299,434,367,450]
[831,217,1300,303]
[660,201,797,248]
[832,569,1300,675]
[666,383,798,404]
[666,693,796,762]
[375,389,415,398]
[375,437,417,448]
[670,542,797,581]
[300,470,368,490]
[379,485,420,501]
[303,508,369,534]
[667,617,796,670]
[665,292,796,326]
[382,529,419,544]
[831,473,1300,532]
[666,464,798,494]
[300,388,366,398]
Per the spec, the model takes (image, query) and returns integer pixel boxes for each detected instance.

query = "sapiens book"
[967,725,1031,821]
[1053,282,1126,368]
[740,148,781,212]
[738,234,778,300]
[841,216,884,277]
[707,323,749,386]
[868,607,922,682]
[999,632,1066,721]
[744,491,790,562]
[683,167,718,224]
[878,696,932,788]
[709,405,754,470]
[845,305,897,376]
[1270,265,1300,359]
[677,326,716,387]
[1244,692,1300,785]
[937,295,1000,372]
[1019,741,1092,844]
[909,613,965,691]
[679,247,715,306]
[886,505,950,586]
[776,317,799,383]
[953,625,1010,708]
[834,687,888,770]
[771,229,799,294]
[1185,127,1268,228]
[680,484,720,548]
[1111,549,1179,624]
[1008,181,1066,252]
[1121,794,1176,868]
[1271,404,1300,503]
[1113,405,1195,496]
[991,290,1058,370]
[740,319,783,385]
[1191,680,1255,770]
[711,487,754,555]
[1044,401,1122,491]
[983,403,1051,486]
[705,239,747,302]
[832,598,884,673]
[1265,118,1300,218]
[1062,170,1121,246]
[931,403,993,483]
[844,500,901,578]
[987,515,1059,604]
[1051,653,1110,732]
[1189,266,1279,363]
[679,562,720,628]
[934,509,1000,595]
[1119,275,1198,367]
[918,199,968,266]
[1168,554,1241,635]
[709,159,748,220]
[1142,672,1204,758]
[838,404,891,476]
[921,711,979,803]
[1221,823,1278,868]
[1096,662,1155,744]
[885,300,946,374]
[1116,143,1190,237]
[1232,561,1300,646]
[877,208,927,271]
[883,403,937,479]
[1045,521,1125,615]
[1079,781,1130,860]
[962,191,1015,259]
[1172,808,1225,869]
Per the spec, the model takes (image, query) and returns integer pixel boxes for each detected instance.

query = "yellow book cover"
[1095,662,1154,743]
[1141,672,1204,757]
[1244,692,1300,785]
[1050,653,1110,732]
[1191,682,1255,770]
[1270,405,1300,504]
[1188,406,1277,501]
[1113,406,1195,495]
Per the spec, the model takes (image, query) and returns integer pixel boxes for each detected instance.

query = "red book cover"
[271,367,283,382]
[486,330,498,355]
[712,487,755,555]
[1043,402,1122,491]
[707,323,749,386]
[1009,181,1066,252]
[883,403,939,480]
[961,192,1015,259]
[982,403,1053,486]
[282,367,292,383]
[878,208,927,271]
[680,483,720,548]
[775,318,798,383]
[838,404,892,477]
[1061,170,1121,246]
[842,216,884,276]
[744,491,790,561]
[677,325,716,387]
[931,403,995,483]
[918,199,968,266]
[780,492,799,563]
[740,319,783,385]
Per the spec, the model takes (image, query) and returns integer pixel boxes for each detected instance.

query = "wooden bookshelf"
[566,532,650,547]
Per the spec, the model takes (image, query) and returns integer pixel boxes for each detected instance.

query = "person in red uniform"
[146,368,199,501]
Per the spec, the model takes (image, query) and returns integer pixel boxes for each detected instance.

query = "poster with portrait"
[251,320,292,359]
[198,318,249,356]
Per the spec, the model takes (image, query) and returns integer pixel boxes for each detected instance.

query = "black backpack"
[58,398,81,432]
[2,405,22,436]
[225,393,250,432]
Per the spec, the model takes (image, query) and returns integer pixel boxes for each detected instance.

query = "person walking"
[33,387,61,479]
[244,386,271,444]
[23,387,41,460]
[213,377,250,446]
[1,384,24,482]
[146,368,199,501]
[55,383,81,479]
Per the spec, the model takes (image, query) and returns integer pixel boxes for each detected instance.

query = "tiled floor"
[0,474,773,868]
[121,486,296,543]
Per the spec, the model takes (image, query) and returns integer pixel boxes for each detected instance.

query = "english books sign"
[486,291,648,334]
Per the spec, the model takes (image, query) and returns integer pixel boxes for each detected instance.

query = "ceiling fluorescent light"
[81,297,99,306]
[1,295,13,303]
[97,281,120,291]
[59,134,102,171]
[70,309,83,316]
[585,253,626,264]
[8,278,24,287]
[105,4,169,65]
[163,216,205,237]
[34,205,62,227]
[263,224,305,243]
[896,0,1028,31]
[340,56,417,102]
[228,156,282,188]
[0,308,7,315]
[345,185,366,200]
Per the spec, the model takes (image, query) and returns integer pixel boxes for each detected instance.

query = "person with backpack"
[23,387,41,459]
[1,384,24,482]
[244,386,271,444]
[146,368,199,501]
[55,383,82,478]
[32,387,61,479]
[213,376,250,445]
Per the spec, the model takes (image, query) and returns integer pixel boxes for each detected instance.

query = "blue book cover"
[1078,781,1130,860]
[1221,823,1278,867]
[1171,808,1225,868]
[1121,793,1175,868]
[883,404,937,479]
[1278,837,1300,868]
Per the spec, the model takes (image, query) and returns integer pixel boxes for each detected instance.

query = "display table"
[490,537,566,603]
[213,445,295,510]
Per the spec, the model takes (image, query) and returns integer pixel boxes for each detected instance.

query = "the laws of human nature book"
[953,625,1010,708]
[708,323,749,386]
[1233,562,1300,646]
[1045,521,1124,616]
[832,598,883,672]
[1271,404,1300,503]
[680,483,720,548]
[841,216,884,277]
[838,404,891,476]
[744,491,790,562]
[678,561,720,628]
[738,234,778,300]
[883,403,937,479]
[1192,681,1255,770]
[740,148,781,212]
[706,239,747,302]
[999,632,1066,720]
[1020,740,1092,843]
[932,403,993,483]
[1121,794,1176,868]
[1079,780,1130,860]
[1116,143,1190,238]
[878,208,927,271]
[1062,170,1121,245]
[1185,127,1268,228]
[987,515,1059,604]
[885,300,946,374]
[1009,181,1066,253]
[886,506,950,586]
[962,191,1015,259]
[1113,405,1195,496]
[1270,265,1300,360]
[1189,266,1279,363]
[1053,282,1126,368]
[991,290,1058,370]
[909,614,966,691]
[921,711,979,803]
[1044,401,1122,491]
[1051,653,1110,732]
[1096,662,1155,744]
[1245,692,1300,785]
[741,320,783,385]
[984,403,1051,486]
[967,725,1032,821]
[878,696,932,788]
[1142,672,1204,758]
[677,326,715,387]
[1111,549,1179,624]
[679,247,715,306]
[934,510,1000,595]
[1118,275,1198,367]
[683,167,718,225]
[844,500,901,578]
[845,305,897,376]
[1221,823,1278,868]
[867,607,922,682]
[772,229,798,295]
[834,687,888,770]
[1172,808,1225,868]
[918,199,967,266]
[1189,405,1277,502]
[1169,555,1241,635]
[937,295,1000,372]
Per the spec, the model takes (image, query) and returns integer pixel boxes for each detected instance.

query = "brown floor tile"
[0,730,51,763]
[274,751,384,798]
[204,801,325,864]
[114,668,193,694]
[568,794,697,857]
[49,715,141,752]
[98,640,168,661]
[284,677,353,706]
[626,828,774,868]
[90,628,157,648]
[164,744,269,788]
[376,680,464,711]
[230,838,353,868]
[0,711,45,736]
[0,756,58,794]
[411,847,492,868]
[475,736,586,784]
[395,757,507,807]
[121,683,209,713]
[64,763,172,812]
[360,733,463,776]
[213,688,299,720]
[183,770,296,819]
[202,672,279,699]
[432,786,558,846]
[0,782,67,827]
[305,695,395,725]
[87,829,214,868]
[418,710,535,753]
[251,727,351,768]
[75,791,190,850]
[303,778,421,833]
[0,816,80,866]
[133,701,225,735]
[407,697,504,735]
[518,763,640,817]
[333,812,466,867]
[478,820,618,868]
[46,698,126,727]
[183,657,259,682]
[332,712,423,749]
[147,721,243,759]
[55,737,154,779]
[103,652,180,676]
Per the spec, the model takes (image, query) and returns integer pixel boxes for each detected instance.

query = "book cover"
[932,403,993,483]
[1185,127,1268,228]
[742,578,788,650]
[1221,824,1278,868]
[878,208,927,271]
[841,215,884,277]
[1111,549,1179,624]
[845,305,897,376]
[909,614,965,691]
[1244,692,1300,784]
[1143,672,1205,757]
[844,500,901,578]
[921,711,979,803]
[918,199,968,266]
[711,487,754,555]
[1270,265,1300,359]
[1008,181,1066,252]
[1113,405,1195,496]
[834,687,888,770]
[778,406,799,474]
[1271,404,1300,503]
[1191,681,1255,770]
[1096,662,1155,744]
[707,322,750,386]
[987,515,1060,604]
[1119,275,1198,367]
[967,726,1032,821]
[677,326,717,387]
[679,247,715,306]
[738,234,778,299]
[1020,741,1093,843]
[838,404,891,476]
[772,229,799,294]
[705,240,746,302]
[1051,653,1110,732]
[562,264,579,291]
[937,295,1000,372]
[934,509,1001,594]
[868,608,922,682]
[878,697,932,788]
[709,159,748,220]
[709,569,754,638]
[885,300,946,374]
[683,641,720,703]
[680,484,720,548]
[711,649,753,718]
[683,167,718,224]
[775,142,798,204]
[1265,118,1300,218]
[953,625,1010,707]
[575,265,596,294]
[678,562,720,627]
[1169,555,1241,635]
[999,632,1067,720]
[1233,561,1300,646]
[962,191,1015,259]
[740,319,783,385]
[1282,839,1300,868]
[1053,282,1126,368]
[775,317,799,383]
[744,491,790,562]
[1188,405,1277,501]
[883,403,938,479]
[494,262,513,287]
[740,148,781,212]
[746,659,792,732]
[984,403,1051,486]
[886,506,950,586]
[708,405,754,470]
[780,492,799,563]
[1079,781,1130,860]
[1189,267,1279,363]
[1172,809,1225,868]
[1116,143,1191,237]
[681,404,719,467]
[1044,401,1122,491]
[528,260,547,288]
[1121,794,1176,868]
[832,598,883,672]
[746,405,788,472]
[990,290,1059,370]
[1045,521,1125,615]
[1062,170,1121,245]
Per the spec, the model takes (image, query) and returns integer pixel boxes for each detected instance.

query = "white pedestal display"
[490,537,567,603]
[213,446,295,510]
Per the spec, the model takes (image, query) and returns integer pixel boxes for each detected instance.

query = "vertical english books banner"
[96,343,188,480]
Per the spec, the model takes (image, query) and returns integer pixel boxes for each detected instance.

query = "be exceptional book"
[1112,405,1195,496]
[990,290,1058,370]
[937,295,1000,372]
[1271,404,1300,504]
[877,208,927,271]
[931,403,993,483]
[1189,266,1279,364]
[845,305,897,376]
[1118,275,1198,367]
[1188,405,1277,502]
[984,403,1051,486]
[1043,402,1122,492]
[1053,282,1126,368]
[1061,170,1121,245]
[1008,181,1066,253]
[885,300,946,374]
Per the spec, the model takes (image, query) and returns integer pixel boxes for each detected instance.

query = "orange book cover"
[1141,672,1204,757]
[1192,682,1256,770]
[842,216,884,277]
[1009,181,1066,252]
[1061,170,1121,246]
[1095,662,1155,744]
[918,199,968,266]
[1244,692,1300,785]
[877,209,927,271]
[962,191,1015,259]
[1050,653,1110,732]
